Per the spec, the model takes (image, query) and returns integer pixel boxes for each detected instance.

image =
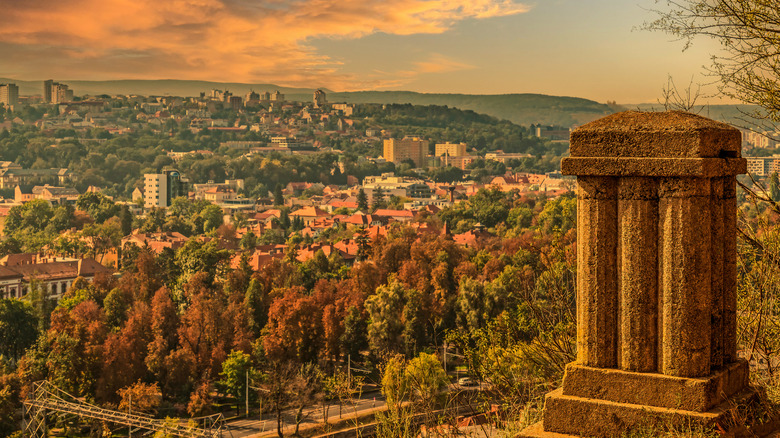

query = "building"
[485,151,533,163]
[270,91,284,102]
[746,156,780,176]
[143,168,187,209]
[50,82,73,104]
[0,83,19,106]
[0,167,73,189]
[362,172,433,199]
[313,89,327,107]
[0,253,113,300]
[534,125,571,141]
[229,96,243,110]
[15,185,80,204]
[435,142,468,158]
[43,80,53,103]
[383,137,429,168]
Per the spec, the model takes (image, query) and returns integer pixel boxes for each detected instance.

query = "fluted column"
[659,177,712,377]
[617,177,658,372]
[577,176,618,368]
[722,177,738,363]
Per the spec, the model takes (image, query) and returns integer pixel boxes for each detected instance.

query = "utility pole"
[128,392,132,438]
[347,354,351,382]
[443,342,447,374]
[246,369,249,417]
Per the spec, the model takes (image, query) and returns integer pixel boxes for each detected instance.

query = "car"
[458,377,477,386]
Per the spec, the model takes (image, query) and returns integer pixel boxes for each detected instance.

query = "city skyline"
[1,0,727,104]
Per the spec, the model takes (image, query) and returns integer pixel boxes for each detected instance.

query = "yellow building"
[383,137,429,168]
[435,142,467,157]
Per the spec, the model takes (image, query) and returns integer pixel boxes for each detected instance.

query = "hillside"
[333,91,615,127]
[0,78,322,101]
[1,78,615,127]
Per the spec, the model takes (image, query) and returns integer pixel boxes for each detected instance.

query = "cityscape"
[2,0,780,437]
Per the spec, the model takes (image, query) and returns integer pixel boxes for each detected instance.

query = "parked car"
[458,377,477,386]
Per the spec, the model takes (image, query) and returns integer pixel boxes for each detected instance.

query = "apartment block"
[383,137,429,168]
[0,83,19,106]
[435,142,468,157]
[144,169,186,209]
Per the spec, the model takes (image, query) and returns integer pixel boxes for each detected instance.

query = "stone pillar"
[617,177,657,372]
[576,177,618,368]
[519,111,749,438]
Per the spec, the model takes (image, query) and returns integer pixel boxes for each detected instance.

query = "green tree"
[274,183,284,206]
[200,204,224,233]
[0,299,38,360]
[340,306,368,360]
[357,188,368,211]
[371,186,386,211]
[76,192,119,223]
[771,173,780,202]
[218,350,259,413]
[405,352,447,409]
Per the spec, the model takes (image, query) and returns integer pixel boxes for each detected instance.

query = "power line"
[23,381,224,438]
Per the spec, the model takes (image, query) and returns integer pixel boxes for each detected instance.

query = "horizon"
[0,0,733,104]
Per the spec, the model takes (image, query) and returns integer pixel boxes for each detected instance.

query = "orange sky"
[0,0,729,103]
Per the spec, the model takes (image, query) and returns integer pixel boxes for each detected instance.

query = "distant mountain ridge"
[0,78,616,127]
[0,78,327,101]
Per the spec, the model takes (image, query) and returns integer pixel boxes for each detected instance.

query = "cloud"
[414,54,475,74]
[0,0,531,89]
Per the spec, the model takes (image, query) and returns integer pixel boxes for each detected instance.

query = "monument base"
[518,360,753,437]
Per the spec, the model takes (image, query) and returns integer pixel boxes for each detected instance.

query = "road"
[225,391,386,438]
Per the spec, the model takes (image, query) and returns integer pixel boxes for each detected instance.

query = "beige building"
[51,82,74,104]
[0,83,19,106]
[435,142,467,158]
[383,137,429,168]
[746,156,780,176]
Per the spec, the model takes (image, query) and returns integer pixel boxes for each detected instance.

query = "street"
[226,391,387,437]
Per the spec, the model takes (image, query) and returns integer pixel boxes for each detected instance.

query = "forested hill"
[334,91,616,127]
[1,78,614,127]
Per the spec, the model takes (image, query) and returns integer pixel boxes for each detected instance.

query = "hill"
[0,78,322,101]
[333,91,616,127]
[0,78,615,127]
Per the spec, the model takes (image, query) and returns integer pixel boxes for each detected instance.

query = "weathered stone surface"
[560,360,748,412]
[530,111,749,437]
[618,177,658,372]
[517,387,757,438]
[569,111,741,158]
[711,178,725,369]
[722,178,739,363]
[539,387,755,438]
[576,177,618,368]
[561,157,747,177]
[659,178,712,378]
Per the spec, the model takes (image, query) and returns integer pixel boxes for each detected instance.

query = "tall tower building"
[383,137,429,168]
[50,82,73,104]
[313,89,327,107]
[144,169,186,209]
[0,84,19,106]
[43,80,53,103]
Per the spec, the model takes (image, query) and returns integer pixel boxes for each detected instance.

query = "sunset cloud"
[0,0,530,89]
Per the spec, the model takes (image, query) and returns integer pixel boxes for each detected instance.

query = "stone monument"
[520,111,750,437]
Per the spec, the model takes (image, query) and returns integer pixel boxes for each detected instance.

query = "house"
[122,232,189,254]
[290,206,331,226]
[0,253,113,300]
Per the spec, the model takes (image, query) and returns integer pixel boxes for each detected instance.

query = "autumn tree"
[118,381,161,415]
[263,287,323,362]
[98,302,153,402]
